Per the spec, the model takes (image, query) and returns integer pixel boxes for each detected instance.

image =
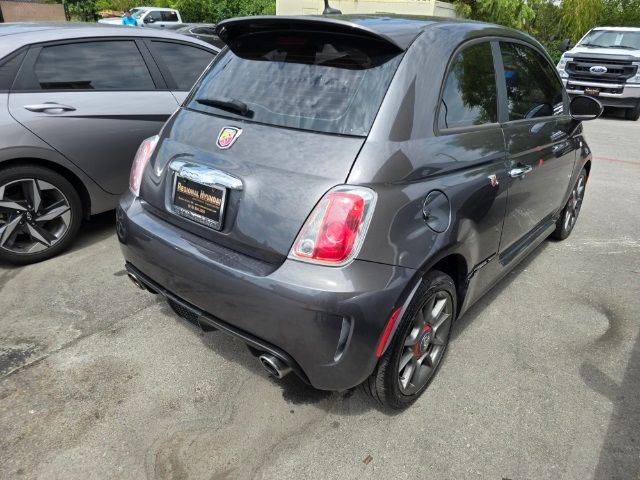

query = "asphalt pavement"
[1,115,639,479]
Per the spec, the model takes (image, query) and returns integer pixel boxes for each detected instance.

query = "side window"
[147,11,163,22]
[500,42,564,120]
[32,41,154,90]
[0,50,26,91]
[152,41,215,90]
[438,42,498,130]
[162,11,179,22]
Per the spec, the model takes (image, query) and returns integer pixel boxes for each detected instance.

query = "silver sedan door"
[8,38,179,195]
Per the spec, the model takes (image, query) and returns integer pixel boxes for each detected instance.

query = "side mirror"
[144,16,154,23]
[570,95,603,121]
[560,39,572,53]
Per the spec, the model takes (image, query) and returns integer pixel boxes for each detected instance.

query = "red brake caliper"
[413,324,432,358]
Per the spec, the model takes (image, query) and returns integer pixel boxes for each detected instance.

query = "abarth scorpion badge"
[217,127,242,150]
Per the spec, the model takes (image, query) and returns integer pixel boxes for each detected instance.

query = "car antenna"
[323,0,342,15]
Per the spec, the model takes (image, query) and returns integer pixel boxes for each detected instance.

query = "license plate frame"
[171,175,227,231]
[584,87,600,96]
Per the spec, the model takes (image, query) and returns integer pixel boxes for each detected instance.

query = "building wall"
[0,1,66,22]
[276,0,456,17]
[434,1,456,18]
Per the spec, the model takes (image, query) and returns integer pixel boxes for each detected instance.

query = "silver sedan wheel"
[0,178,72,254]
[398,291,453,395]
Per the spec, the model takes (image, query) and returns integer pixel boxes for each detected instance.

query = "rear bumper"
[117,193,415,391]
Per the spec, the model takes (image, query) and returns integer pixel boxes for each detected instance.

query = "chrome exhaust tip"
[127,272,146,291]
[258,354,292,379]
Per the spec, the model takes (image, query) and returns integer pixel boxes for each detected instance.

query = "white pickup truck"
[98,7,183,30]
[557,27,640,120]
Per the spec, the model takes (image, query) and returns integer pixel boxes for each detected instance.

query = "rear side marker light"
[129,135,159,197]
[289,186,376,266]
[375,307,402,357]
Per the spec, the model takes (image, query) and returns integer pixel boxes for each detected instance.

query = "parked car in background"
[0,23,218,264]
[175,24,225,48]
[118,15,602,409]
[558,26,640,120]
[99,7,183,30]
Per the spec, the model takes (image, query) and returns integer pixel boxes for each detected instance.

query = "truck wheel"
[625,104,640,121]
[0,165,82,265]
[363,270,456,410]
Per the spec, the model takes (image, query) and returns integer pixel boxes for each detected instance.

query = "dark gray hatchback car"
[118,15,602,408]
[0,23,217,264]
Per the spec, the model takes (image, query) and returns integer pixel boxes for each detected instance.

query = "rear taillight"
[290,186,376,266]
[129,135,159,197]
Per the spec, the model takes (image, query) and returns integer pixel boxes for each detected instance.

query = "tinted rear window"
[186,32,403,136]
[151,41,215,90]
[0,50,26,90]
[33,41,154,90]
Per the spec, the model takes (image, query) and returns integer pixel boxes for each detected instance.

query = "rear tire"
[625,104,640,121]
[551,168,587,241]
[0,165,82,265]
[363,270,456,410]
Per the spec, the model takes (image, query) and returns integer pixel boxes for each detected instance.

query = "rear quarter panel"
[350,26,512,310]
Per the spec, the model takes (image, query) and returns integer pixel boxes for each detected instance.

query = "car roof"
[132,6,177,11]
[0,22,216,59]
[591,26,640,32]
[217,14,535,51]
[177,23,216,31]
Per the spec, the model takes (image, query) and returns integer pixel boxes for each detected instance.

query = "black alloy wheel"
[551,168,587,241]
[364,270,457,409]
[397,289,453,395]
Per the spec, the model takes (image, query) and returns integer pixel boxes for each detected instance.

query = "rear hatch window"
[185,31,403,136]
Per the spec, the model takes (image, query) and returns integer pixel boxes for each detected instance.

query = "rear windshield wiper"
[196,97,254,118]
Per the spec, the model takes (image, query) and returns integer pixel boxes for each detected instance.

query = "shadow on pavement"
[583,331,640,479]
[450,241,548,342]
[600,107,628,121]
[68,210,117,253]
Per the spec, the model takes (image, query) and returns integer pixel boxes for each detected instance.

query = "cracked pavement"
[1,116,639,479]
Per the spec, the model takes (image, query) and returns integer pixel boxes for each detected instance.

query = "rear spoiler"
[215,16,404,54]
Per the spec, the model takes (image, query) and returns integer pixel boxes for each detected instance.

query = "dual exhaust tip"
[128,271,292,380]
[127,271,157,294]
[127,272,147,291]
[258,354,292,379]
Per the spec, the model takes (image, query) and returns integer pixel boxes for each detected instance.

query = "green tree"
[210,0,276,23]
[63,0,98,21]
[78,0,276,23]
[560,0,605,41]
[601,0,640,26]
[95,0,137,12]
[454,0,534,30]
[170,0,214,22]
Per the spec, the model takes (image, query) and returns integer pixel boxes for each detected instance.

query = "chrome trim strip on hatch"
[169,160,244,191]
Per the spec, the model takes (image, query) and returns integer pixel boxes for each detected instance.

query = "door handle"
[24,103,76,112]
[509,165,533,178]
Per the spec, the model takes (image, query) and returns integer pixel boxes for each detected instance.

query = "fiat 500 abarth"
[117,15,602,408]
